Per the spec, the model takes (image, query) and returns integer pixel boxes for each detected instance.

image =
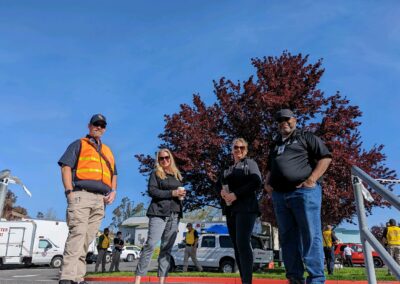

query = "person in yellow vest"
[322,225,338,275]
[382,219,400,275]
[183,223,203,272]
[58,114,117,284]
[95,228,111,273]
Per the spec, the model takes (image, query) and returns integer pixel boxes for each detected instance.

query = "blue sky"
[1,1,399,230]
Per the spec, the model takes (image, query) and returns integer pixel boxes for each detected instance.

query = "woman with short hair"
[219,138,262,284]
[134,149,186,284]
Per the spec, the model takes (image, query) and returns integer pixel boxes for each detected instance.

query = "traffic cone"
[268,261,274,269]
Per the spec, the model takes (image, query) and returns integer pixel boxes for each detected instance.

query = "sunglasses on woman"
[159,156,170,161]
[234,146,246,151]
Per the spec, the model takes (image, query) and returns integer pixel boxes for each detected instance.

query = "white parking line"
[13,274,38,277]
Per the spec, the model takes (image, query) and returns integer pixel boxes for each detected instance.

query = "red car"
[334,243,384,268]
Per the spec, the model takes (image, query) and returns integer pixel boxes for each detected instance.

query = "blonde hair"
[155,148,183,181]
[232,138,249,154]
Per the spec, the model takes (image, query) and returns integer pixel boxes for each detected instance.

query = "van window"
[39,240,52,249]
[201,236,216,248]
[251,237,262,249]
[219,236,233,248]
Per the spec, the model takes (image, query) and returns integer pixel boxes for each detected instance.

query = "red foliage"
[136,51,396,226]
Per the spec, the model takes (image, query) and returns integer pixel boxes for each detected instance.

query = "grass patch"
[87,267,396,281]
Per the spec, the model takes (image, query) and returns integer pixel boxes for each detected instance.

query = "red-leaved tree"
[136,51,396,226]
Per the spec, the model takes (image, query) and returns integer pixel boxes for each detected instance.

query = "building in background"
[334,227,361,243]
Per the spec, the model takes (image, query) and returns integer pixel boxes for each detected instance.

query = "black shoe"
[78,281,89,284]
[59,280,73,284]
[115,269,120,272]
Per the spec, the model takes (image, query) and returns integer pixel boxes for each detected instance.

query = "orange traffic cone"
[268,261,274,269]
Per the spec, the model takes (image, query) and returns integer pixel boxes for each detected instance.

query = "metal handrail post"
[352,176,377,284]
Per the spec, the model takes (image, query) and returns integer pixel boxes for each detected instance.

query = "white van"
[0,219,68,268]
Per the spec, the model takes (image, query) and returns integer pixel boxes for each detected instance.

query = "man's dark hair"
[389,219,397,226]
[104,228,109,232]
[117,231,122,235]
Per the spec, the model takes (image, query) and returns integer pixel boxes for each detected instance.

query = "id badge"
[277,145,285,155]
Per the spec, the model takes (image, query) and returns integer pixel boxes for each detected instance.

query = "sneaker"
[59,281,74,284]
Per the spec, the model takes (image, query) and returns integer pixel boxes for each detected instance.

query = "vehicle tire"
[127,254,135,262]
[373,257,384,268]
[219,259,235,273]
[106,252,112,263]
[50,256,63,268]
[169,258,176,272]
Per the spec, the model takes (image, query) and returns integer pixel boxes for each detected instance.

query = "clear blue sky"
[1,1,399,230]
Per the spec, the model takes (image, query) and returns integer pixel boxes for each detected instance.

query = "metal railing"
[351,166,400,283]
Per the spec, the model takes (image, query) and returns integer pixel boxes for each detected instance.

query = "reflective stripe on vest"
[387,226,400,245]
[76,138,115,187]
[323,230,333,247]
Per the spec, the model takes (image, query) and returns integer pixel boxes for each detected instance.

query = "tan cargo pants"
[183,245,203,272]
[60,191,105,282]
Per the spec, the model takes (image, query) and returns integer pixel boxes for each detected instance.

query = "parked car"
[334,243,384,268]
[170,233,273,273]
[119,245,141,262]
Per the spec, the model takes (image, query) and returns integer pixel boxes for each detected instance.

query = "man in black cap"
[58,114,118,284]
[183,223,203,272]
[264,109,332,284]
[382,218,400,275]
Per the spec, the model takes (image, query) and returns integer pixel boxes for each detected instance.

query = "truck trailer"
[0,219,68,268]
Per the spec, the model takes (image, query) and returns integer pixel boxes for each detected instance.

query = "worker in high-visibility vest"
[322,225,338,275]
[95,228,111,273]
[58,114,117,284]
[382,218,400,275]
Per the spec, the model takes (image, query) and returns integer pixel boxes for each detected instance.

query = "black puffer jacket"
[146,171,183,218]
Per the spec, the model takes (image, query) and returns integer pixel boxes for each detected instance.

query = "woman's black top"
[146,170,183,218]
[219,158,262,216]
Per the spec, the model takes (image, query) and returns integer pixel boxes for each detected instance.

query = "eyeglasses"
[233,145,246,151]
[92,122,106,129]
[277,117,291,123]
[159,156,170,161]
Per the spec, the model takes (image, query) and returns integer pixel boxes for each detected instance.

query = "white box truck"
[0,219,68,268]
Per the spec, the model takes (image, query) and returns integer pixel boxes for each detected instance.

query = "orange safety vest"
[387,226,400,245]
[76,138,115,187]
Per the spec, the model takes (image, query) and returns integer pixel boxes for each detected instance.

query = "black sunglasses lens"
[278,117,290,123]
[93,122,106,128]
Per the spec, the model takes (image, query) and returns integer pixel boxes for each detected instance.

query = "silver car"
[170,233,273,273]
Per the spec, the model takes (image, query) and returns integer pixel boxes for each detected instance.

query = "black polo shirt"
[268,129,331,192]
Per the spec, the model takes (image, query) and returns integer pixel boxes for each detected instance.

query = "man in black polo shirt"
[265,109,332,284]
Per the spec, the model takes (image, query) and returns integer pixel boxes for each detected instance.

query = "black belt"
[73,188,104,195]
[186,244,195,247]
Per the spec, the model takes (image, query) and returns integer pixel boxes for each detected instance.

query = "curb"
[84,276,398,283]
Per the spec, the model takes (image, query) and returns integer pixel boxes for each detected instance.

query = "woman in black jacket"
[220,138,262,284]
[135,149,186,284]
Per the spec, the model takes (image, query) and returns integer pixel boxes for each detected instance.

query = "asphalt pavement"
[0,259,158,283]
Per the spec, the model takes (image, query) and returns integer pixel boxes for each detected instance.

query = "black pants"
[226,212,257,284]
[344,255,353,267]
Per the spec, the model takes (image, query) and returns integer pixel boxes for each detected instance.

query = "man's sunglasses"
[234,146,246,151]
[92,122,106,128]
[277,117,291,123]
[159,156,170,161]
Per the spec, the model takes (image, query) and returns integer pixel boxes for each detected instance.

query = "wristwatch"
[65,189,73,197]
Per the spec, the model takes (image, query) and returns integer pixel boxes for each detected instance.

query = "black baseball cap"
[276,109,295,120]
[90,114,107,125]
